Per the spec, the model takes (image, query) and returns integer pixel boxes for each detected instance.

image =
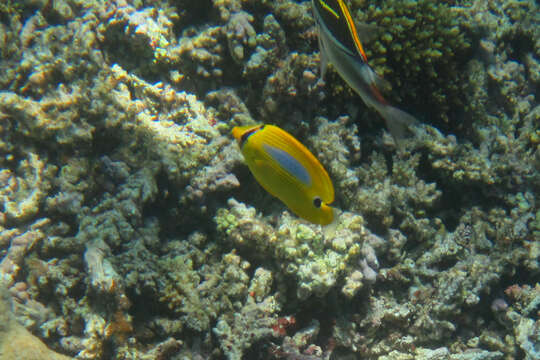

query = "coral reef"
[0,0,538,359]
[213,291,279,359]
[215,198,383,301]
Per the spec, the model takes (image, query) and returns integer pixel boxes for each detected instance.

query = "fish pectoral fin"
[321,206,341,232]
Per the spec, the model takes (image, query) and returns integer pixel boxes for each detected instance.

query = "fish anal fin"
[360,63,391,93]
[317,30,329,79]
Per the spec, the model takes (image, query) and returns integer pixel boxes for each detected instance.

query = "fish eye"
[313,197,322,208]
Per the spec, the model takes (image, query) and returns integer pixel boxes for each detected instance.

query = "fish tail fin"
[377,104,419,147]
[358,64,419,147]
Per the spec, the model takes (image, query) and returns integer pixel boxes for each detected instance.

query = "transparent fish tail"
[359,64,419,145]
[377,103,419,144]
[313,10,419,147]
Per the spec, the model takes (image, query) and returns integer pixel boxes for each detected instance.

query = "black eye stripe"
[313,197,322,208]
[240,125,264,147]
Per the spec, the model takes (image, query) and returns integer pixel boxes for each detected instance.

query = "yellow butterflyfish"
[232,124,335,225]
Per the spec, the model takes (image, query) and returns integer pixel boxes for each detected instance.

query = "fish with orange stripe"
[312,0,418,144]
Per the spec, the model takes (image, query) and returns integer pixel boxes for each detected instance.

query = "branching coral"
[157,244,251,332]
[213,292,279,359]
[349,0,473,127]
[0,153,54,224]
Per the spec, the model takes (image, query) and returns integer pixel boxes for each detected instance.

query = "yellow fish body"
[312,0,417,142]
[232,125,335,225]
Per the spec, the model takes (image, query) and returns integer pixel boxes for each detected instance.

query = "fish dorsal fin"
[314,0,368,63]
[333,0,368,63]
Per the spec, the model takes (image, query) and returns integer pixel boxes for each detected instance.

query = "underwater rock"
[0,286,72,360]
